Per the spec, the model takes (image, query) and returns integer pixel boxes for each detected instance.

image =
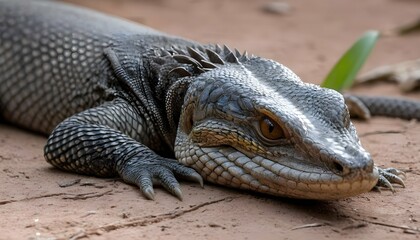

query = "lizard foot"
[375,167,406,193]
[119,157,203,200]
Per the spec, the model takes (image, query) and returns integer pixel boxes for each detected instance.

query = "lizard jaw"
[175,134,379,200]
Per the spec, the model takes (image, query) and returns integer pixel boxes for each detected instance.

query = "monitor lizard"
[1,0,418,200]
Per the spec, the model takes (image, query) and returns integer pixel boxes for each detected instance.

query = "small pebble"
[262,1,291,15]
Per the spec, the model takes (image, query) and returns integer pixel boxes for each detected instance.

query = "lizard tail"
[349,95,420,120]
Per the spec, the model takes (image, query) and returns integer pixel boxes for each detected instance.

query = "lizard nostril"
[330,154,373,176]
[332,161,349,176]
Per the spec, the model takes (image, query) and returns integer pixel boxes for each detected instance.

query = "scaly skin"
[173,55,378,199]
[0,0,412,200]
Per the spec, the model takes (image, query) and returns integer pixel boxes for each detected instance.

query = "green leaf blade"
[321,31,379,91]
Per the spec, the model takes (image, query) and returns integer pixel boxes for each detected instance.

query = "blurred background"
[62,0,420,95]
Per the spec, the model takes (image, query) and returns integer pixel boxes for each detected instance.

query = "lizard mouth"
[175,136,379,200]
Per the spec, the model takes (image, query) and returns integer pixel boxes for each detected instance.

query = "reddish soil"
[1,0,419,239]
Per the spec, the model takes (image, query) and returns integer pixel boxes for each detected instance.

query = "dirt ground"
[1,0,419,239]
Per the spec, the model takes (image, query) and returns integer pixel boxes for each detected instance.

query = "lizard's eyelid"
[259,116,284,140]
[255,109,290,142]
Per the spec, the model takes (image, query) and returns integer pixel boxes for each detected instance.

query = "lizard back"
[0,0,165,134]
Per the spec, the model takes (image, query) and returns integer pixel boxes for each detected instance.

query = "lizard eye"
[259,116,285,140]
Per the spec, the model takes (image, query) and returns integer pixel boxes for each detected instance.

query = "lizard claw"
[382,167,406,178]
[183,172,204,188]
[375,166,406,193]
[143,186,155,200]
[119,157,203,200]
[173,187,183,201]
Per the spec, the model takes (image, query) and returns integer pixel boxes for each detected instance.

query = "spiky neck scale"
[133,44,251,148]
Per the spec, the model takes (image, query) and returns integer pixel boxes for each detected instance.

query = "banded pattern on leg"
[44,98,202,199]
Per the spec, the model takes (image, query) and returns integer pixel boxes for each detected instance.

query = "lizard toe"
[375,166,406,193]
[155,167,184,200]
[137,170,155,200]
[382,167,406,178]
[162,160,204,187]
[119,157,201,200]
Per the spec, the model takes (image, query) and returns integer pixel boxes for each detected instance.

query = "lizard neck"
[139,44,249,148]
[142,54,194,146]
[107,43,244,151]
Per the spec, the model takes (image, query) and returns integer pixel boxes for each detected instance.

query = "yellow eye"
[259,116,285,140]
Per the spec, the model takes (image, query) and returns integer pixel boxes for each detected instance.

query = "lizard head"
[172,46,378,200]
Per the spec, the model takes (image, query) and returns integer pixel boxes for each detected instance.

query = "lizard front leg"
[44,98,202,200]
